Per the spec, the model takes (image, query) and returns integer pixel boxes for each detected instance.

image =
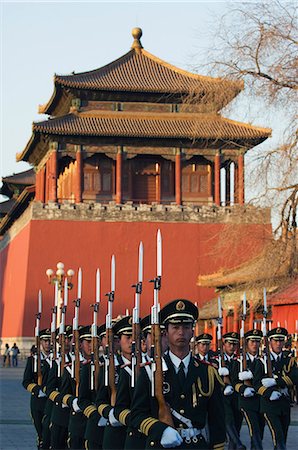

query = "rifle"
[72,268,81,396]
[240,292,252,386]
[131,242,143,388]
[50,282,58,365]
[91,268,100,391]
[262,288,272,377]
[217,296,231,385]
[191,302,199,356]
[34,290,42,385]
[105,255,117,406]
[150,230,174,427]
[58,277,68,377]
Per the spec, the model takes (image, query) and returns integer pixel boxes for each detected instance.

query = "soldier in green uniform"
[97,316,133,450]
[255,327,298,450]
[130,299,226,449]
[195,334,218,366]
[22,328,51,450]
[233,329,264,450]
[46,325,72,450]
[218,332,246,450]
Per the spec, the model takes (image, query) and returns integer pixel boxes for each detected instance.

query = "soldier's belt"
[176,427,207,444]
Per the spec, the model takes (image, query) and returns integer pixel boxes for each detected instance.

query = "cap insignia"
[253,330,258,335]
[176,301,185,311]
[129,317,133,325]
[232,332,236,337]
[276,327,281,333]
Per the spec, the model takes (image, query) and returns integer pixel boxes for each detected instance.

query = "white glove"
[108,408,123,427]
[72,398,81,413]
[218,367,229,377]
[160,427,183,448]
[239,370,253,381]
[98,416,108,427]
[262,378,277,388]
[280,387,289,397]
[243,387,255,397]
[269,391,282,401]
[38,390,47,398]
[223,385,234,396]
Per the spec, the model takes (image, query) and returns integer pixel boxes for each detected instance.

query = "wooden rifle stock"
[132,321,141,381]
[74,329,80,396]
[107,328,117,406]
[218,338,231,385]
[36,335,42,385]
[264,334,273,377]
[92,334,100,391]
[60,333,65,377]
[152,323,174,427]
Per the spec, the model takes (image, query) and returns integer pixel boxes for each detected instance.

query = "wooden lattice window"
[182,163,209,196]
[83,156,112,194]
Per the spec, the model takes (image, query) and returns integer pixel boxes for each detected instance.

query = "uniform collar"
[247,353,257,362]
[198,353,208,361]
[271,350,282,361]
[168,350,191,373]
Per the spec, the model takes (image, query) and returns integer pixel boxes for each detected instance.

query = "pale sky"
[0,1,286,208]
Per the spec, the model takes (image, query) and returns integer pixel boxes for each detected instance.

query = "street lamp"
[46,262,74,327]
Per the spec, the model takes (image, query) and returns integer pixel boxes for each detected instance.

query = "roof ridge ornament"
[131,27,143,53]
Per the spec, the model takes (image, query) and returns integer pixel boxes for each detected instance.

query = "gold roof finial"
[131,27,143,53]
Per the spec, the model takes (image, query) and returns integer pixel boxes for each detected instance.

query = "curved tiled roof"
[54,49,242,95]
[32,111,271,141]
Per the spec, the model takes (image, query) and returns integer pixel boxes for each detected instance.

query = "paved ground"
[0,359,297,449]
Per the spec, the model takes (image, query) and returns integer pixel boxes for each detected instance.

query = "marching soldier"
[130,299,226,449]
[218,332,246,450]
[22,328,51,450]
[77,325,104,450]
[195,333,218,365]
[59,325,93,450]
[46,325,73,450]
[255,327,298,450]
[96,316,133,450]
[233,329,264,450]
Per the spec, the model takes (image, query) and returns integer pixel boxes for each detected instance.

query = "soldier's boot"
[226,424,246,450]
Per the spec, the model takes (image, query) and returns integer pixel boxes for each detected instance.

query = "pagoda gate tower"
[0,29,272,349]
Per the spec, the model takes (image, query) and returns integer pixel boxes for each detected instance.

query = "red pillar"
[116,148,122,204]
[175,150,181,205]
[214,153,221,206]
[223,309,227,335]
[35,170,41,201]
[75,146,83,203]
[238,153,244,205]
[48,150,57,202]
[156,163,161,203]
[249,308,254,330]
[233,307,238,332]
[212,323,217,352]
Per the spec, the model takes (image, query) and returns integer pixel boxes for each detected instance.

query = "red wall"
[271,304,298,333]
[0,219,271,337]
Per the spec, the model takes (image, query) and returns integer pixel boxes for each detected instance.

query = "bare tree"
[194,0,298,281]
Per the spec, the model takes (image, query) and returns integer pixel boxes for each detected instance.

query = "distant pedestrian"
[11,343,20,367]
[3,343,11,367]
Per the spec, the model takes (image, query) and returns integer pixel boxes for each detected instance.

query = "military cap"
[140,314,165,335]
[160,299,198,324]
[98,323,106,338]
[112,316,133,336]
[196,333,213,343]
[79,325,92,341]
[268,327,288,341]
[223,332,240,343]
[245,329,263,341]
[55,325,73,338]
[39,328,51,339]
